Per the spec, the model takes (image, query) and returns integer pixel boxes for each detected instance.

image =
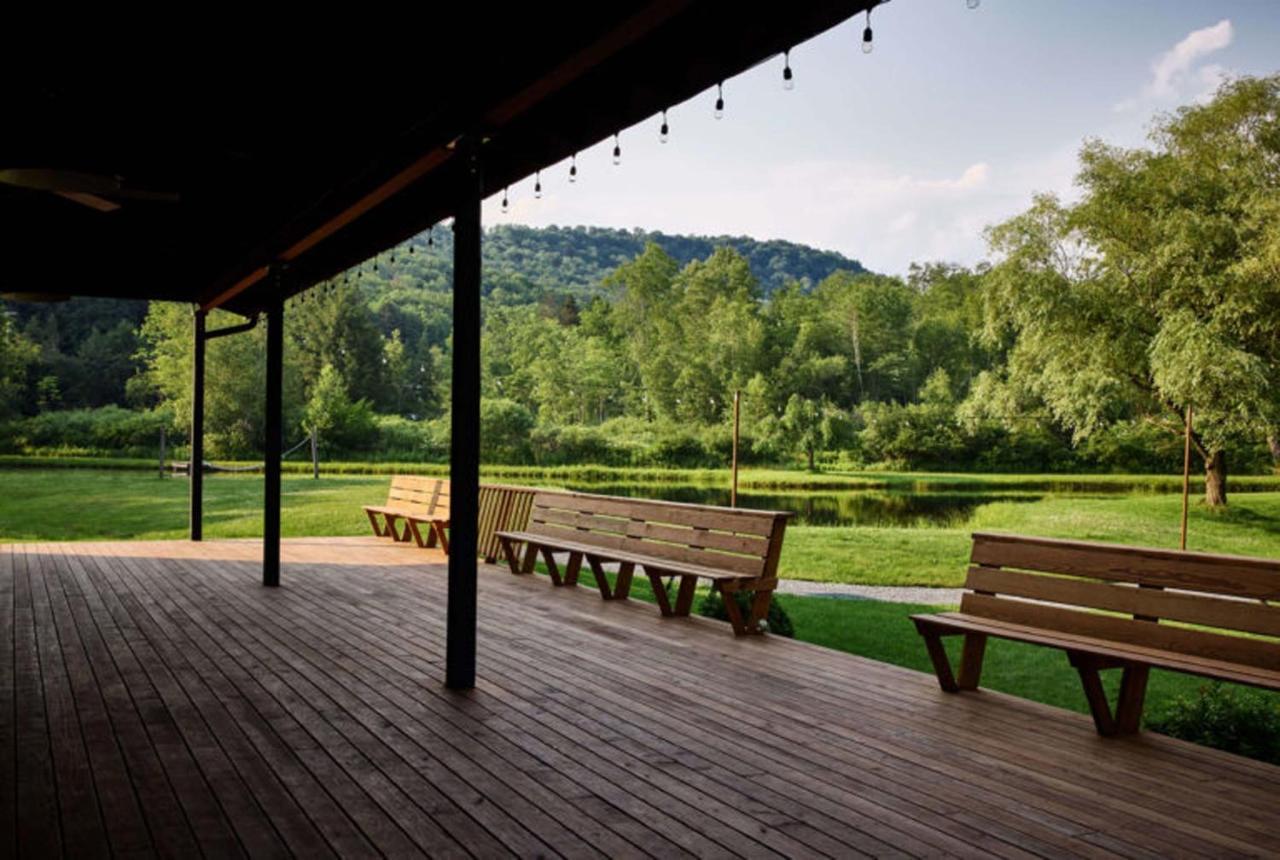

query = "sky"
[480,0,1280,276]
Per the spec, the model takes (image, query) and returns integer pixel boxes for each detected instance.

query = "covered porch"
[8,537,1278,858]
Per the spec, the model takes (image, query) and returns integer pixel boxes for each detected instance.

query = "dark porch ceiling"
[1,1,877,316]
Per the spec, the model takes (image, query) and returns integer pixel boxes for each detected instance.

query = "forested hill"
[462,225,865,297]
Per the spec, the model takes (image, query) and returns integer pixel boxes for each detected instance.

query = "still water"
[562,483,1051,528]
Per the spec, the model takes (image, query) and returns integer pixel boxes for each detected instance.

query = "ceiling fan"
[0,168,180,211]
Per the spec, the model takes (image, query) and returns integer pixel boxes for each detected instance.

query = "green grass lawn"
[781,492,1280,586]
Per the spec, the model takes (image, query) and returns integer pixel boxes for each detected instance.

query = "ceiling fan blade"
[0,168,179,203]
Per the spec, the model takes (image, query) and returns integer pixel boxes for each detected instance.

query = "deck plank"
[2,536,1278,859]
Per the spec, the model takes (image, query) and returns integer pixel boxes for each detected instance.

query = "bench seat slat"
[966,566,1280,638]
[914,611,1280,691]
[496,530,765,581]
[959,592,1280,672]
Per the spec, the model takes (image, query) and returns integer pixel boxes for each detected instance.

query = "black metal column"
[447,143,482,690]
[263,292,284,587]
[190,309,206,541]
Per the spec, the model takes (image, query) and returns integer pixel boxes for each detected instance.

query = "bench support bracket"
[1068,652,1149,736]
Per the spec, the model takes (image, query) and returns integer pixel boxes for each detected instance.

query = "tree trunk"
[1204,449,1228,508]
[1267,434,1280,467]
[806,445,816,472]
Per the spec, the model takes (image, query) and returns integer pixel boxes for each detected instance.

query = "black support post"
[190,309,206,541]
[263,288,284,587]
[447,141,482,690]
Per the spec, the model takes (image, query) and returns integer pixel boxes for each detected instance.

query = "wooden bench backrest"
[964,532,1280,672]
[526,491,790,578]
[386,476,450,519]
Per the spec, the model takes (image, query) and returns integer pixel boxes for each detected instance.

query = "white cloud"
[1116,19,1233,112]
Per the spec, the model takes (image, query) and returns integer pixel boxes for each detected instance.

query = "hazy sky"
[481,0,1280,276]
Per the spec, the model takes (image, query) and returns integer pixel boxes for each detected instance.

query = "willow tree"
[984,76,1280,506]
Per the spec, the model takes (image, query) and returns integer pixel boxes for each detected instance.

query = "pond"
[562,483,1051,528]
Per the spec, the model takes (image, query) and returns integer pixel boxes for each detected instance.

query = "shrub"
[697,590,794,638]
[5,406,175,456]
[1147,682,1280,765]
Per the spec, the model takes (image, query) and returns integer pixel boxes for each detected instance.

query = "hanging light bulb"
[569,153,578,183]
[501,186,510,213]
[714,82,725,119]
[534,170,542,198]
[409,244,415,255]
[659,109,669,144]
[612,133,622,166]
[783,49,794,90]
[427,226,434,247]
[862,10,874,53]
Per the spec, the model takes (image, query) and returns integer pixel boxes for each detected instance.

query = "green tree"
[983,76,1280,505]
[0,315,38,419]
[303,363,376,451]
[135,303,304,458]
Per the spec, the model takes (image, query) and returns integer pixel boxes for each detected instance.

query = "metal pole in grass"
[731,390,741,508]
[1180,404,1193,550]
[310,427,319,479]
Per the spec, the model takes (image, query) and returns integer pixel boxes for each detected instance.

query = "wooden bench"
[363,476,450,551]
[912,532,1280,736]
[496,491,790,635]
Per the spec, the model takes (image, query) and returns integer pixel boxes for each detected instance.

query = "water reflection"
[563,483,1046,528]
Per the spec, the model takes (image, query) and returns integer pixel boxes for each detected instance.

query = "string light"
[534,170,542,198]
[569,153,578,183]
[783,49,794,90]
[501,186,509,213]
[659,109,669,143]
[714,82,725,119]
[427,226,434,247]
[862,9,874,54]
[409,244,415,255]
[612,133,622,166]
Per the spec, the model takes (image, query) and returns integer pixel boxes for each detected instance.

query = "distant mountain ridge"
[405,224,867,298]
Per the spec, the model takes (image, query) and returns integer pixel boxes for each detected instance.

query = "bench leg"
[957,633,987,691]
[913,620,960,693]
[421,520,437,548]
[539,546,563,586]
[563,552,583,588]
[386,516,411,542]
[520,541,540,576]
[673,575,698,617]
[1068,652,1118,736]
[404,519,428,548]
[647,568,674,617]
[433,521,450,555]
[365,509,388,537]
[498,536,523,575]
[586,556,614,599]
[717,582,752,636]
[613,563,635,600]
[1114,664,1150,735]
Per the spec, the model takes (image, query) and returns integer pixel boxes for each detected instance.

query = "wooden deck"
[4,538,1278,859]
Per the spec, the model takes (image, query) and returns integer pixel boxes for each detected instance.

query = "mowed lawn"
[780,491,1280,586]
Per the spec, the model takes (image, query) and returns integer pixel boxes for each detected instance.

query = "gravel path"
[773,580,962,605]
[549,552,960,605]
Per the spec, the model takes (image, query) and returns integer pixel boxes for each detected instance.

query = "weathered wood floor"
[4,537,1278,858]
